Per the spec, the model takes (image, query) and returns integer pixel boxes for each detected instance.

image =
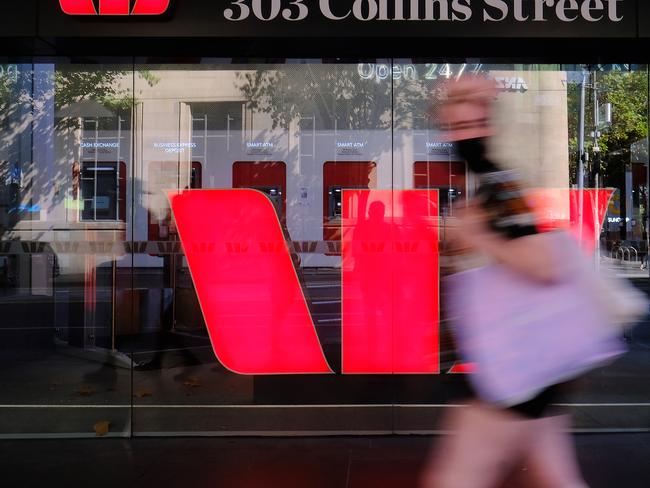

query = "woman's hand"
[455,201,563,283]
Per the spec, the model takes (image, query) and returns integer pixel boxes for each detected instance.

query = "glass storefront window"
[0,62,134,437]
[0,60,648,437]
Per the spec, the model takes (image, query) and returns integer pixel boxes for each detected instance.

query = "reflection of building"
[2,67,571,268]
[0,64,575,364]
[9,61,640,438]
[0,66,574,357]
[490,70,570,189]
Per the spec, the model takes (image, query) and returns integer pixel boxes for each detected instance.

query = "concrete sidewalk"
[1,434,649,487]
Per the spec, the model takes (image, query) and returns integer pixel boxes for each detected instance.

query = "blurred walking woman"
[420,77,589,488]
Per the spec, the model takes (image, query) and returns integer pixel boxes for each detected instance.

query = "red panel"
[59,0,97,15]
[132,0,170,15]
[413,161,467,189]
[323,161,376,242]
[232,161,286,221]
[529,189,614,253]
[342,190,440,374]
[449,363,476,374]
[99,0,130,15]
[169,189,332,374]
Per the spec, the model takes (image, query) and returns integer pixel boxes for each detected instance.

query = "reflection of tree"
[0,69,32,149]
[0,65,157,130]
[0,65,158,236]
[54,67,158,128]
[597,70,648,200]
[236,64,439,131]
[568,69,648,186]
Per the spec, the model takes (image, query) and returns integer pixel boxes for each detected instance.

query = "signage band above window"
[60,0,624,24]
[49,0,637,42]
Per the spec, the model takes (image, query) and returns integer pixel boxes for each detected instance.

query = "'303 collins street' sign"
[59,0,624,23]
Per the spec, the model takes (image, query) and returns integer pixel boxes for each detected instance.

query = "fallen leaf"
[183,376,201,387]
[133,387,153,398]
[77,385,95,396]
[93,421,110,437]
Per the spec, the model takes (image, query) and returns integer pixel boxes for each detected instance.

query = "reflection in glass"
[0,61,647,436]
[0,63,135,437]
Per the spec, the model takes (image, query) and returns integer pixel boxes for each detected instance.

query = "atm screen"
[250,186,283,217]
[328,186,343,218]
[328,186,372,219]
[80,161,126,221]
[414,185,463,217]
[232,161,287,221]
[414,161,466,217]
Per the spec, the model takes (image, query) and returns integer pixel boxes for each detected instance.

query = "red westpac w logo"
[169,188,612,376]
[59,0,170,15]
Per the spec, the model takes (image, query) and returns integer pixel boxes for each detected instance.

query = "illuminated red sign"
[169,189,439,375]
[170,188,612,375]
[529,188,613,253]
[341,190,440,373]
[59,0,170,15]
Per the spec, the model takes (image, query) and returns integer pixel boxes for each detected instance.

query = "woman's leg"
[520,414,589,488]
[421,402,529,488]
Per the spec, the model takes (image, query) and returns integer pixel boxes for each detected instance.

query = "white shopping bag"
[446,232,627,406]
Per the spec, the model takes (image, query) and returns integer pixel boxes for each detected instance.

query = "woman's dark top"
[456,138,564,418]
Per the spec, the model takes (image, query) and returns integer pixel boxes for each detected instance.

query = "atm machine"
[413,160,468,374]
[232,161,286,222]
[413,161,467,217]
[322,161,377,242]
[232,161,300,272]
[67,160,127,348]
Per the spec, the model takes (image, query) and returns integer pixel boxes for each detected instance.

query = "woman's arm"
[455,203,562,283]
